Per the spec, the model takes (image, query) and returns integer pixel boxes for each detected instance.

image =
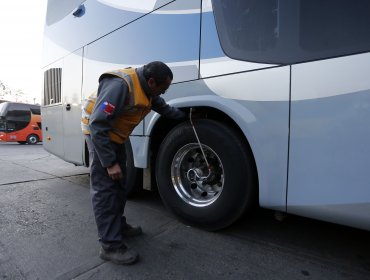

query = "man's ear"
[147,77,156,88]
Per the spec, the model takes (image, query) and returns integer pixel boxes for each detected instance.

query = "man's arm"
[151,96,187,120]
[89,76,128,168]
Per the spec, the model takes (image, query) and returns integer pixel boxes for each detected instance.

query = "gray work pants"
[85,135,128,250]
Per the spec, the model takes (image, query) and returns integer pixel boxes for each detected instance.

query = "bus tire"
[125,139,143,197]
[155,119,256,231]
[26,134,39,144]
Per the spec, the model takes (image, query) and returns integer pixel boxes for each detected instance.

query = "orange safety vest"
[81,68,152,144]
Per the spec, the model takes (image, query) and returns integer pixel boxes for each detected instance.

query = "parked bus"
[0,102,42,144]
[42,0,370,231]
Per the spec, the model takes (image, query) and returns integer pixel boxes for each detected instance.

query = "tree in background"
[14,89,25,102]
[0,80,11,100]
[0,80,25,102]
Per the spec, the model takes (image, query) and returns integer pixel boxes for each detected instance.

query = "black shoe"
[123,224,143,237]
[99,244,139,265]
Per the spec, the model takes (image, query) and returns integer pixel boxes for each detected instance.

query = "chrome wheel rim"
[29,136,37,144]
[171,143,224,207]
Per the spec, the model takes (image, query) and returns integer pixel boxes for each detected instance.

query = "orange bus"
[0,102,42,144]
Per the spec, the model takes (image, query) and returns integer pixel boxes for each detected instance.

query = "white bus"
[42,0,370,231]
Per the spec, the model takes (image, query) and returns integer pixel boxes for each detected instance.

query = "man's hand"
[107,163,122,181]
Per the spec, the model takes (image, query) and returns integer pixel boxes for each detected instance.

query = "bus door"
[288,53,370,229]
[61,49,84,165]
[42,60,64,159]
[43,49,84,164]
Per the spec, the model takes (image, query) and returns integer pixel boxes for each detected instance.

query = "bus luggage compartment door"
[62,49,84,165]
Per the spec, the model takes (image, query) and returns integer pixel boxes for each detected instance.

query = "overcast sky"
[0,0,47,103]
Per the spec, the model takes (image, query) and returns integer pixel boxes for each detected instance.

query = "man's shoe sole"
[99,251,139,265]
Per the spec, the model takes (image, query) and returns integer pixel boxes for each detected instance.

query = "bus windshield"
[0,103,6,117]
[0,103,8,132]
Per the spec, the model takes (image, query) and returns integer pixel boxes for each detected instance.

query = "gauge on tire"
[156,119,256,231]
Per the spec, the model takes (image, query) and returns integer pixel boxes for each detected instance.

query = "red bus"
[0,102,42,144]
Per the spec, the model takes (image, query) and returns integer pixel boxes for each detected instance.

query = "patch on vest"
[100,101,116,115]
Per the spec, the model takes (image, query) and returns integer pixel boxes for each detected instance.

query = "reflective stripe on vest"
[81,68,152,143]
[81,91,97,135]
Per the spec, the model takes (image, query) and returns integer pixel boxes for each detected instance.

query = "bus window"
[299,1,370,53]
[6,109,31,131]
[213,0,370,64]
[0,103,6,132]
[6,121,16,132]
[0,103,6,116]
[30,107,41,115]
[0,119,5,131]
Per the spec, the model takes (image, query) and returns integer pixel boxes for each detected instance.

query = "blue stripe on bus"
[85,12,201,65]
[45,0,225,66]
[201,11,225,59]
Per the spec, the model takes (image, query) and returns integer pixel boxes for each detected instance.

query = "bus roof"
[0,102,40,116]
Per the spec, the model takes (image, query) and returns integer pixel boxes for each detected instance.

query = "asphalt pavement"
[0,142,369,280]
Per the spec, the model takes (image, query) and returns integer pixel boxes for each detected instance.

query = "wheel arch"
[145,96,260,194]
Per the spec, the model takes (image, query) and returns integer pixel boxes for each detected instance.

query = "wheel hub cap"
[171,143,224,207]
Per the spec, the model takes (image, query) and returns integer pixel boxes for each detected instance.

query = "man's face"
[148,76,172,97]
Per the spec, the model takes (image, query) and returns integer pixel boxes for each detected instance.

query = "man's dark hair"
[143,61,173,85]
